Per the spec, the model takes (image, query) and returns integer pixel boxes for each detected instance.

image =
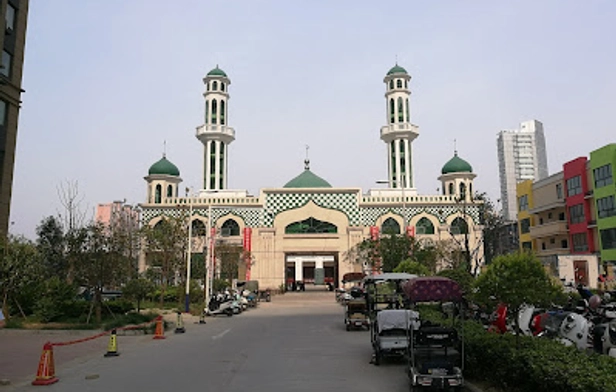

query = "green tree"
[394,259,430,276]
[476,192,509,265]
[215,241,244,283]
[474,252,562,337]
[346,233,424,272]
[437,267,475,295]
[36,216,67,280]
[122,277,155,312]
[0,235,44,320]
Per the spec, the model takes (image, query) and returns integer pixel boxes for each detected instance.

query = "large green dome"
[207,66,227,77]
[284,168,332,188]
[441,153,473,174]
[148,155,180,176]
[387,64,408,75]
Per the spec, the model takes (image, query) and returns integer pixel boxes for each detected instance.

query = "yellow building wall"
[517,180,535,251]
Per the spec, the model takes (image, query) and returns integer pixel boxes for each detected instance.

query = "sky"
[10,1,616,239]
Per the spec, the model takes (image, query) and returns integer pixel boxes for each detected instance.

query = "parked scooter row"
[206,289,259,317]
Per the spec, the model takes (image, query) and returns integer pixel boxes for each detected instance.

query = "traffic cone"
[174,312,185,333]
[32,342,59,385]
[153,316,165,340]
[104,329,120,357]
[198,311,207,324]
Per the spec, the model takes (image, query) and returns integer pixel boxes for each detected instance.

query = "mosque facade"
[138,65,484,290]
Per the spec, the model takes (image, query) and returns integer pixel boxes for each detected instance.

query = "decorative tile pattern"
[263,192,360,227]
[360,204,481,226]
[142,206,262,227]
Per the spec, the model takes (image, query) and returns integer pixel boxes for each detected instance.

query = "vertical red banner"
[406,226,415,237]
[370,226,380,274]
[210,227,216,276]
[370,226,379,241]
[243,227,252,281]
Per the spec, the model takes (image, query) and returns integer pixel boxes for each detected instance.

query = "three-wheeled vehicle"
[372,308,420,365]
[403,276,465,391]
[345,299,369,331]
[363,273,418,364]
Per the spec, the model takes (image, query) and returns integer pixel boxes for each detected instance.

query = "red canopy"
[402,277,463,302]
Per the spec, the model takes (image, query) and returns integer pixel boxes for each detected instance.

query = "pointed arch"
[451,217,468,235]
[381,217,401,234]
[460,183,467,199]
[389,80,394,90]
[404,80,408,89]
[212,81,218,91]
[166,185,173,198]
[191,219,207,236]
[389,98,395,123]
[211,99,218,124]
[397,97,404,122]
[220,82,225,91]
[416,217,435,235]
[396,79,402,88]
[220,100,226,125]
[221,218,240,236]
[405,98,410,122]
[285,217,337,234]
[155,184,162,204]
[448,183,454,196]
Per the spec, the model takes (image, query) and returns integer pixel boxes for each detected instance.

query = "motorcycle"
[206,293,234,317]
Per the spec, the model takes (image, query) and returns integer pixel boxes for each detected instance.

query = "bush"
[102,311,159,332]
[104,299,135,315]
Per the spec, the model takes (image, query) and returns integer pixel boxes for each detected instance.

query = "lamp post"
[184,188,194,313]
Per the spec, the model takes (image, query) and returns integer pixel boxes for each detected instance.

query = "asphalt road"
[7,290,468,392]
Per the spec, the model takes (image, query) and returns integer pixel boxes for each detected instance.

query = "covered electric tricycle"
[403,277,465,391]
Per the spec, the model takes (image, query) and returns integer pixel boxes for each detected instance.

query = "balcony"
[380,123,419,142]
[528,201,565,214]
[529,221,568,239]
[537,247,570,257]
[584,190,594,199]
[195,124,236,144]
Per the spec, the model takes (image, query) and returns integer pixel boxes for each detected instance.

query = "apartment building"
[516,179,535,251]
[0,0,28,236]
[497,120,549,221]
[590,145,616,270]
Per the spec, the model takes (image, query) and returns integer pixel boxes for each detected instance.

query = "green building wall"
[590,144,616,262]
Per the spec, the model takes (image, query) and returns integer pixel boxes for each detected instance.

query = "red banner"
[370,226,379,241]
[406,226,415,237]
[243,227,252,281]
[370,226,381,274]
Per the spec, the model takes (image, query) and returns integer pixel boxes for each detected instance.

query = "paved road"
[5,291,468,391]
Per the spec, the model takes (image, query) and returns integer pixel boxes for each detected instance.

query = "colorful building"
[516,179,535,251]
[590,144,616,273]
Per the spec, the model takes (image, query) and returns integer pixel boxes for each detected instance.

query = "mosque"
[138,64,484,290]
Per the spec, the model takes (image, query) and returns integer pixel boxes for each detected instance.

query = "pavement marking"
[212,328,231,340]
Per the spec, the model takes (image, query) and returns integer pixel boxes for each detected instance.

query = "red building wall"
[563,157,595,253]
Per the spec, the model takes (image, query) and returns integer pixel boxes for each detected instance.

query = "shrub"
[102,311,158,332]
[104,299,134,315]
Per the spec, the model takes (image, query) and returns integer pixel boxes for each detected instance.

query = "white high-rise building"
[497,119,549,221]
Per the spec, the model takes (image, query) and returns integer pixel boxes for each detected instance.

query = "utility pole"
[184,189,194,313]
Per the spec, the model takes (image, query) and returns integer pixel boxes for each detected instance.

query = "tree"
[473,252,562,338]
[394,260,430,276]
[215,241,244,283]
[123,277,155,312]
[476,192,511,265]
[0,235,44,320]
[36,216,67,279]
[346,233,424,273]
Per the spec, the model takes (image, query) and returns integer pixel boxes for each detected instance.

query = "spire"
[304,145,310,170]
[454,139,457,156]
[163,140,167,158]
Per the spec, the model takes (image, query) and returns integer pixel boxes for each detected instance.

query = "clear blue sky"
[10,1,616,238]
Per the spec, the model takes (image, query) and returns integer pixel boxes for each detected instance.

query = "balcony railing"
[529,221,568,238]
[380,123,419,138]
[195,125,236,139]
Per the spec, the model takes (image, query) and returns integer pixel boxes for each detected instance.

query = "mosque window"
[211,99,217,124]
[166,185,173,198]
[381,217,401,235]
[212,81,218,91]
[405,99,410,122]
[396,79,402,89]
[448,183,454,196]
[285,217,337,234]
[221,219,240,236]
[153,219,165,232]
[389,98,395,123]
[404,80,408,89]
[155,184,162,204]
[205,100,209,124]
[397,97,403,122]
[191,219,207,236]
[220,100,225,125]
[459,183,467,199]
[389,80,394,90]
[416,217,435,235]
[469,183,473,198]
[451,217,468,235]
[221,82,225,91]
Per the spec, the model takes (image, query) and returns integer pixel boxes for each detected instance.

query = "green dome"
[148,155,180,176]
[387,64,408,75]
[284,169,332,188]
[207,66,227,77]
[441,153,473,174]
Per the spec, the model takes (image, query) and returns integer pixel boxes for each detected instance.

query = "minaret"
[380,64,419,189]
[196,66,235,191]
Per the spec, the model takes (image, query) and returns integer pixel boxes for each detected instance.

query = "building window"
[1,50,11,77]
[405,99,410,122]
[518,194,529,211]
[166,185,173,198]
[396,79,402,88]
[397,97,403,122]
[556,183,563,199]
[566,175,582,197]
[212,81,218,91]
[389,98,394,123]
[221,219,240,236]
[220,82,225,92]
[285,217,337,234]
[416,217,435,235]
[520,218,531,234]
[211,99,217,124]
[572,233,588,252]
[450,217,468,235]
[381,217,401,234]
[594,164,613,188]
[459,183,466,199]
[597,195,616,219]
[569,204,585,224]
[600,228,616,250]
[522,241,532,250]
[155,185,162,204]
[561,239,568,249]
[448,183,454,196]
[389,80,394,90]
[0,100,6,126]
[5,4,15,32]
[220,100,225,125]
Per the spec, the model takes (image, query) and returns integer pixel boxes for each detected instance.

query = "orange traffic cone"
[153,316,165,340]
[32,342,59,385]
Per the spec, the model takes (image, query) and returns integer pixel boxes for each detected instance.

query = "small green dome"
[148,155,180,176]
[284,169,332,188]
[207,66,227,77]
[441,153,473,174]
[387,64,408,75]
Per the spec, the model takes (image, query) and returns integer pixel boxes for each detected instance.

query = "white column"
[223,142,228,189]
[295,259,303,281]
[404,139,411,188]
[388,141,393,186]
[214,140,221,190]
[394,139,401,188]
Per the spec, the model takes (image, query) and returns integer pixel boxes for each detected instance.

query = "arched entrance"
[285,253,339,291]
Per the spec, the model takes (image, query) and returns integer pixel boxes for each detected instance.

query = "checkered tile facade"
[360,204,481,226]
[143,206,261,227]
[263,192,360,227]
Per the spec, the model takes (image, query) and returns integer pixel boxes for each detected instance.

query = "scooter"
[592,320,616,357]
[206,293,234,317]
[541,311,590,350]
